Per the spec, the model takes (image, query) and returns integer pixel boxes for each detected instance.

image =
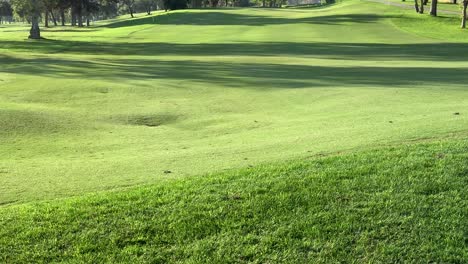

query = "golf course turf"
[0,0,467,261]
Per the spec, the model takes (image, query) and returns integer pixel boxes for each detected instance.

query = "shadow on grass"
[1,54,467,88]
[101,12,389,28]
[1,40,468,61]
[41,28,100,33]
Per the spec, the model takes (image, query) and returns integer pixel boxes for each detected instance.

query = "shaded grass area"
[2,55,468,88]
[1,139,467,263]
[2,40,468,61]
[103,12,390,27]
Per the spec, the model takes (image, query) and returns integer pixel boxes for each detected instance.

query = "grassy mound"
[1,139,467,263]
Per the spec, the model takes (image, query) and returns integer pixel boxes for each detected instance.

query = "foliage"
[10,0,43,19]
[163,0,187,10]
[0,0,13,16]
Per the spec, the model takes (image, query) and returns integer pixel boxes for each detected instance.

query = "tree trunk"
[60,9,65,26]
[86,17,90,26]
[78,15,83,26]
[462,0,468,28]
[29,10,41,39]
[430,0,437,16]
[423,0,428,4]
[77,3,83,27]
[45,11,49,27]
[419,0,424,13]
[71,6,77,26]
[51,11,57,26]
[414,0,420,12]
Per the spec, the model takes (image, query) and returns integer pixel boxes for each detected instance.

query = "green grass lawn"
[0,0,468,261]
[1,139,467,262]
[1,0,467,205]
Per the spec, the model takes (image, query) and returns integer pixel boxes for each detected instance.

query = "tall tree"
[11,0,44,38]
[29,0,41,38]
[42,0,58,27]
[462,0,468,28]
[57,0,70,25]
[0,0,13,23]
[122,0,134,17]
[83,0,99,25]
[430,0,437,16]
[135,0,154,13]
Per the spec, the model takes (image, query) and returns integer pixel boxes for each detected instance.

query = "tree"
[83,0,99,25]
[430,0,437,16]
[29,0,41,38]
[414,0,419,12]
[163,0,186,10]
[11,0,44,38]
[70,0,84,26]
[122,0,135,17]
[462,0,468,28]
[135,0,155,14]
[97,0,119,19]
[0,0,13,23]
[42,0,59,27]
[57,0,70,25]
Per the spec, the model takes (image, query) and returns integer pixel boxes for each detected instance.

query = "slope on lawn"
[1,139,467,263]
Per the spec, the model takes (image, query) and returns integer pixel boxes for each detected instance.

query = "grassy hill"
[0,0,468,261]
[1,139,467,262]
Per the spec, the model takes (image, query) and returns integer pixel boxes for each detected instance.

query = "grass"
[1,1,467,205]
[0,0,468,261]
[1,139,467,262]
[377,0,462,13]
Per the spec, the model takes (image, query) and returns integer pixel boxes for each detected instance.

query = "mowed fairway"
[1,0,468,206]
[1,0,468,262]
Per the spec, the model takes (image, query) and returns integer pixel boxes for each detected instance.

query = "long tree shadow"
[1,40,468,61]
[41,28,100,33]
[1,55,467,89]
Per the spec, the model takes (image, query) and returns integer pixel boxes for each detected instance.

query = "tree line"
[4,0,468,40]
[0,0,13,23]
[406,0,468,28]
[2,0,267,39]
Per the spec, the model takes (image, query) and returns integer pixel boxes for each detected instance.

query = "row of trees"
[5,0,167,38]
[0,0,14,23]
[9,0,468,39]
[4,0,260,38]
[408,0,468,28]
